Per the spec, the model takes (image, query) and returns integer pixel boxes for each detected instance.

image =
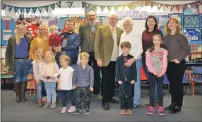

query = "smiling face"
[44,51,54,63]
[65,21,75,32]
[87,11,96,25]
[108,14,118,27]
[167,19,179,31]
[123,20,132,33]
[121,47,130,56]
[39,25,48,36]
[152,35,162,48]
[147,18,156,31]
[36,48,44,59]
[17,24,27,35]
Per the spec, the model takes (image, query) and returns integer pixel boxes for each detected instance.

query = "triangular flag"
[26,8,31,13]
[181,4,187,11]
[114,6,119,11]
[8,6,13,12]
[32,7,37,13]
[50,4,55,10]
[150,2,154,8]
[2,4,7,10]
[157,3,162,10]
[170,5,175,12]
[20,8,24,13]
[67,2,73,8]
[56,1,61,8]
[82,2,87,8]
[100,6,105,12]
[107,6,112,11]
[145,0,150,6]
[127,3,133,10]
[43,6,49,12]
[14,7,19,13]
[176,5,181,12]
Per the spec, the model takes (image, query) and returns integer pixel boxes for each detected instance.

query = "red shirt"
[49,34,62,47]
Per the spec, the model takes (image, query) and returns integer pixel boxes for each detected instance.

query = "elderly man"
[79,11,102,99]
[95,13,123,110]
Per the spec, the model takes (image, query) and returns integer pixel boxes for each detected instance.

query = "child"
[146,34,168,116]
[73,52,94,115]
[32,48,45,107]
[42,51,59,109]
[49,25,62,66]
[58,55,76,113]
[116,42,137,115]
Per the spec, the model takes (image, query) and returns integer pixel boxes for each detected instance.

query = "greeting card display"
[183,28,200,41]
[183,16,200,28]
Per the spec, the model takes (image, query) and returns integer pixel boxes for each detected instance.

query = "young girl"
[57,55,76,113]
[146,34,168,116]
[42,51,59,109]
[32,48,45,107]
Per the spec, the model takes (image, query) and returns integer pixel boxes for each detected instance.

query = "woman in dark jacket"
[6,23,31,102]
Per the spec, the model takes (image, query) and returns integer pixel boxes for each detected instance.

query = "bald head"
[87,11,96,25]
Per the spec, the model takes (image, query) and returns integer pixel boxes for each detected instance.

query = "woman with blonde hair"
[164,18,190,114]
[6,23,31,102]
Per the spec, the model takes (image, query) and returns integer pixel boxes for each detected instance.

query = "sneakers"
[121,109,127,115]
[43,102,51,108]
[127,109,133,115]
[50,102,56,109]
[133,104,140,109]
[84,108,90,114]
[147,106,155,115]
[61,107,67,114]
[68,106,76,112]
[75,109,81,114]
[158,106,165,116]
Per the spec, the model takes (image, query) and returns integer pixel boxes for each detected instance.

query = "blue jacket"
[60,32,81,65]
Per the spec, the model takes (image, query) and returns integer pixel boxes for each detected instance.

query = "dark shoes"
[110,98,119,104]
[169,105,181,114]
[165,103,175,111]
[102,102,110,110]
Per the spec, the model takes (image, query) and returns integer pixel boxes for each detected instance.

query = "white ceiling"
[2,1,198,7]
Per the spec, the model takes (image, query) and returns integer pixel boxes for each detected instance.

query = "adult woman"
[29,24,50,103]
[6,23,31,102]
[142,16,163,108]
[119,17,143,108]
[164,18,189,114]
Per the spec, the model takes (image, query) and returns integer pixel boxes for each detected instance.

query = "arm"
[132,62,137,82]
[159,49,168,76]
[79,24,84,46]
[89,67,94,88]
[63,34,81,51]
[115,57,121,82]
[94,27,102,60]
[5,37,12,68]
[72,70,76,87]
[32,61,39,81]
[53,63,60,78]
[177,34,190,62]
[146,50,157,75]
[29,38,37,60]
[133,32,143,59]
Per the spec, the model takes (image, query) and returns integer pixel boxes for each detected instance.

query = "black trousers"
[88,52,101,95]
[119,81,134,109]
[166,61,185,108]
[41,81,46,97]
[101,61,116,103]
[75,86,91,109]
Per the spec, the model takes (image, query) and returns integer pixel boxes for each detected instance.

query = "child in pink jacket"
[146,34,168,116]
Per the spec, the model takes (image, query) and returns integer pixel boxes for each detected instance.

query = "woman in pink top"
[145,34,168,116]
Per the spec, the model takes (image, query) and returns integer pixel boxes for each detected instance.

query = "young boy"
[73,52,94,115]
[49,25,62,66]
[116,42,137,115]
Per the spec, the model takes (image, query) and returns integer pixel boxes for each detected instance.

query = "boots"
[14,83,20,102]
[20,82,27,102]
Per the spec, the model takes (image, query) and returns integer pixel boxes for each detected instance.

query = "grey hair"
[87,11,96,16]
[123,17,133,26]
[108,13,118,18]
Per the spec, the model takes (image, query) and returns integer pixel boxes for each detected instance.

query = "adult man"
[79,11,102,99]
[94,13,123,110]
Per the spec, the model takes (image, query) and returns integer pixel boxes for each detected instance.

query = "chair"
[190,66,202,96]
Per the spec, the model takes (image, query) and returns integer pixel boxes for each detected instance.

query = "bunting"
[67,2,73,8]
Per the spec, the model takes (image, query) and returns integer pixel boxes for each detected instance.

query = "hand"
[57,85,60,91]
[97,59,102,67]
[53,45,61,53]
[172,59,180,64]
[90,88,94,92]
[130,80,135,84]
[153,72,158,76]
[125,58,136,67]
[50,76,55,79]
[118,80,123,85]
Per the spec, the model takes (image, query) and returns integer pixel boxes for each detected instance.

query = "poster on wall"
[168,14,182,23]
[117,11,149,20]
[183,15,200,28]
[183,28,200,41]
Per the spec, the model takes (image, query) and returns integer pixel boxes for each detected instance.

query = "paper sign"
[3,35,11,40]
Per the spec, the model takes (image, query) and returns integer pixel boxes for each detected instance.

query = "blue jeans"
[14,59,30,83]
[60,90,76,107]
[44,82,57,102]
[37,81,43,101]
[133,58,142,105]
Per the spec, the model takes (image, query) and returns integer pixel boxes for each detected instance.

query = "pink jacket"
[146,48,168,76]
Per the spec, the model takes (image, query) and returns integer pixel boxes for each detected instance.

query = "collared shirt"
[73,64,94,88]
[89,24,95,32]
[109,25,118,61]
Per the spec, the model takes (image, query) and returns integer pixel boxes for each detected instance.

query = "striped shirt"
[73,65,94,88]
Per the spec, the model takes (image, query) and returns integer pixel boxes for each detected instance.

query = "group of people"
[5,10,190,116]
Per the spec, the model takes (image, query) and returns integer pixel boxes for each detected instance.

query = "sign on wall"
[117,11,149,20]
